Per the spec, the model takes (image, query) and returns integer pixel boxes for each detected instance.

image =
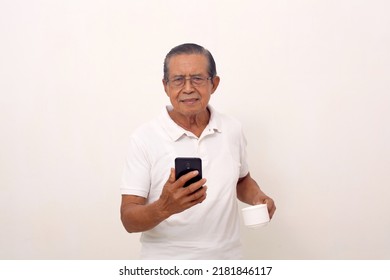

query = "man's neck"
[168,108,210,138]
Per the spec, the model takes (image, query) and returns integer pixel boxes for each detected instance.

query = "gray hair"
[163,43,217,81]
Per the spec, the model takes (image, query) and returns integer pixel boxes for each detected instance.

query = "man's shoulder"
[219,112,242,126]
[212,107,243,132]
[130,115,161,138]
[129,107,174,144]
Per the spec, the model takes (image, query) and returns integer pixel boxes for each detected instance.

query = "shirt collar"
[161,105,222,142]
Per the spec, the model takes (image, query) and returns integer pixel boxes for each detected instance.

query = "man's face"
[163,54,219,117]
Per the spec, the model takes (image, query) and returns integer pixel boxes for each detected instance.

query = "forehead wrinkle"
[167,54,208,78]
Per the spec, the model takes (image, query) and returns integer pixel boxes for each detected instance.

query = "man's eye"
[192,77,203,81]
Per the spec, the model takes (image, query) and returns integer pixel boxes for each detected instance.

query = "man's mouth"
[180,98,199,104]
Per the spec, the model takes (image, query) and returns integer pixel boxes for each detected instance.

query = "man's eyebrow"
[172,73,203,77]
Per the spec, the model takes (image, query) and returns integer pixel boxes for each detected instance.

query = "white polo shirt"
[120,105,249,259]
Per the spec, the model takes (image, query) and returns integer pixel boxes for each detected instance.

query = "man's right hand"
[120,168,207,233]
[156,168,207,217]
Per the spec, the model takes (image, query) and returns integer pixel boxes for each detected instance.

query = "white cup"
[241,204,270,229]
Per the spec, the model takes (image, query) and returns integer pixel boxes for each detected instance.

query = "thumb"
[253,195,268,205]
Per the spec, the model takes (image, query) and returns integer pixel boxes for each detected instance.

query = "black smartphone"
[175,157,202,188]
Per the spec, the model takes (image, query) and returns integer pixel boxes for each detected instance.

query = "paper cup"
[241,204,270,229]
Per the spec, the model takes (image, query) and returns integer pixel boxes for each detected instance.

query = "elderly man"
[120,43,276,259]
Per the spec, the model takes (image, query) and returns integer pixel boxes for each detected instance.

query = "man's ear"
[211,76,220,94]
[162,79,169,96]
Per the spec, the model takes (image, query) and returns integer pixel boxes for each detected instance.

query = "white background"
[1,0,389,259]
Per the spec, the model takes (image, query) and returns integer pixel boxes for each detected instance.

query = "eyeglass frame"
[165,75,213,88]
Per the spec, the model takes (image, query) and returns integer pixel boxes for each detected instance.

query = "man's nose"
[182,78,195,92]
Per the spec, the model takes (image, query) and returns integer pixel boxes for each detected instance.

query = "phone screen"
[175,157,202,187]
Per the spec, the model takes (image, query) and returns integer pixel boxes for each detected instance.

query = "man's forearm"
[120,199,169,233]
[236,173,269,205]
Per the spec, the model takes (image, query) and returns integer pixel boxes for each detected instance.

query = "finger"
[176,170,201,187]
[264,198,276,219]
[186,178,207,194]
[268,205,276,219]
[270,203,276,218]
[187,185,207,204]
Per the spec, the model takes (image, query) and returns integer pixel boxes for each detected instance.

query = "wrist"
[153,198,171,221]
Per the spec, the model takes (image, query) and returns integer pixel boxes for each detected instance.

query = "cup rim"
[242,204,267,212]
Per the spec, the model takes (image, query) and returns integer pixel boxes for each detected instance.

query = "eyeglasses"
[166,75,212,88]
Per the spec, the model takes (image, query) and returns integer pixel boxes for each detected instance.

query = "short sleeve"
[239,127,250,178]
[120,135,151,197]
